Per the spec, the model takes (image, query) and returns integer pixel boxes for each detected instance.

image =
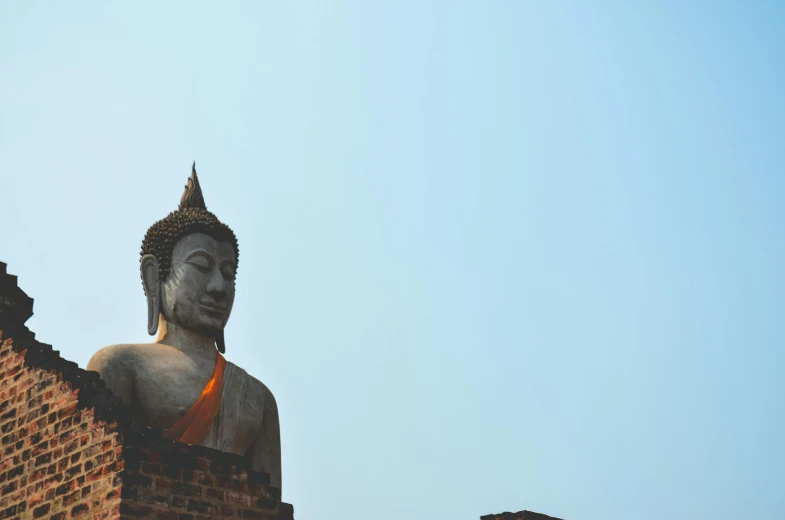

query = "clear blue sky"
[1,2,784,519]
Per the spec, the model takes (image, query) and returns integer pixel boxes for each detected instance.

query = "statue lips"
[200,301,229,319]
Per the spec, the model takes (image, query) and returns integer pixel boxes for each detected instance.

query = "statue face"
[160,232,237,337]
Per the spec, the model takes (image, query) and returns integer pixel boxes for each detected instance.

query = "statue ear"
[140,255,161,336]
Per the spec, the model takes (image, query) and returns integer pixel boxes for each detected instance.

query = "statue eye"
[187,257,211,272]
[221,265,236,281]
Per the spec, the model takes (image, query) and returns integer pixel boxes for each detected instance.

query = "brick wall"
[0,262,293,520]
[0,338,122,519]
[120,442,290,519]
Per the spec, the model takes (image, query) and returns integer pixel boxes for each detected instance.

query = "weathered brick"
[226,491,253,507]
[71,502,90,517]
[32,503,50,518]
[186,499,213,515]
[205,487,224,501]
[0,504,17,519]
[171,482,202,498]
[141,461,163,475]
[2,480,16,494]
[33,452,51,467]
[63,489,81,506]
[56,479,76,496]
[241,509,267,520]
[127,503,163,518]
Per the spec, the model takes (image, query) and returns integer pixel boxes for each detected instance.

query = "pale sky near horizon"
[1,2,784,519]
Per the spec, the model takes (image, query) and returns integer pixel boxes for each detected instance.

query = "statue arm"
[249,388,282,492]
[86,346,135,407]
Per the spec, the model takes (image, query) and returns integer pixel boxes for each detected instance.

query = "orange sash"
[162,353,227,445]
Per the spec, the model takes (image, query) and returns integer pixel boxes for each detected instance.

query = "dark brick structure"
[481,511,563,520]
[0,262,293,520]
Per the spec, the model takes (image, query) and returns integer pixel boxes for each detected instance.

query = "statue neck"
[156,315,217,362]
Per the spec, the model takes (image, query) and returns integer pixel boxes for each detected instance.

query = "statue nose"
[206,267,228,297]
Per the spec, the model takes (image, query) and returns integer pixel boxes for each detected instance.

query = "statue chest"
[133,358,264,456]
[199,362,265,455]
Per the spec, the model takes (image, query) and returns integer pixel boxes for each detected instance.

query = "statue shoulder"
[86,343,154,373]
[86,344,156,405]
[227,363,278,410]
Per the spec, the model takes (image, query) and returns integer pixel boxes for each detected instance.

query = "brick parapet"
[120,442,291,519]
[0,337,123,519]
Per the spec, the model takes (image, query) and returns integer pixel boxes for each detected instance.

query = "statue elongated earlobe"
[140,255,161,336]
[216,330,226,354]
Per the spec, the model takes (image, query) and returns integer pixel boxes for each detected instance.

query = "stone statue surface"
[87,165,281,490]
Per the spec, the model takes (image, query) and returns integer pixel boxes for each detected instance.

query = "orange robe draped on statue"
[162,353,227,445]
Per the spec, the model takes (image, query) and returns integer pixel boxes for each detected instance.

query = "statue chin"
[162,315,223,339]
[184,321,222,339]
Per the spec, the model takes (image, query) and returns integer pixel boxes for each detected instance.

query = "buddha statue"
[87,164,281,490]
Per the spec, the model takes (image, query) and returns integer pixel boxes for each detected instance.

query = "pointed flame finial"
[179,162,207,211]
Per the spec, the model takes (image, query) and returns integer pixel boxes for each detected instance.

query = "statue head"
[140,163,239,353]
